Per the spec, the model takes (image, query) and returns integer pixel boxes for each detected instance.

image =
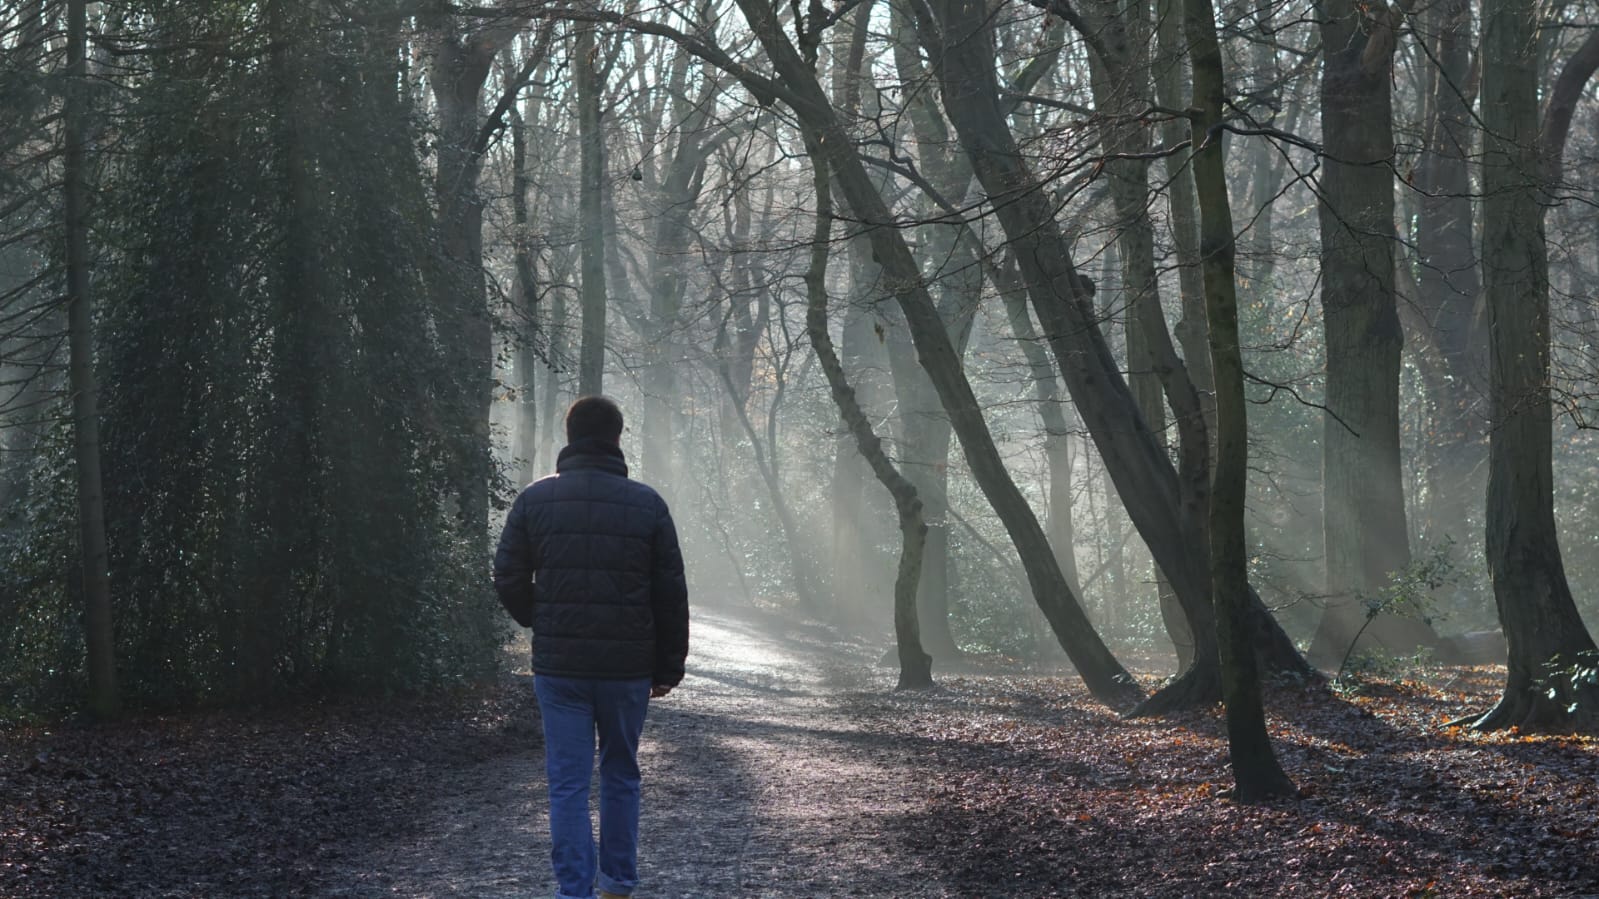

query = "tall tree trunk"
[65,0,117,717]
[1308,0,1437,667]
[731,0,1142,706]
[639,44,692,484]
[806,143,933,689]
[541,284,567,465]
[575,24,607,396]
[508,80,540,486]
[1410,0,1485,568]
[428,10,524,530]
[715,176,770,516]
[1097,244,1131,641]
[1186,0,1295,799]
[1471,0,1599,732]
[878,223,972,655]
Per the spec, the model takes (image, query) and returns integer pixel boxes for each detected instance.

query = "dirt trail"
[331,609,940,898]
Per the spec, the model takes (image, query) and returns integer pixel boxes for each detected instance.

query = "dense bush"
[0,3,501,711]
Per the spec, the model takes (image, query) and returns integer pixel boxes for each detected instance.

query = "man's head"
[565,395,624,445]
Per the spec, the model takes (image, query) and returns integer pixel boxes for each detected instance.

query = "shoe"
[598,892,629,899]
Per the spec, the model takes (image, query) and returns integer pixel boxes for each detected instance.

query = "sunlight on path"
[330,608,944,898]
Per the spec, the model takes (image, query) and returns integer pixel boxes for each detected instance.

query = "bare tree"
[426,2,531,527]
[718,0,1143,704]
[1308,0,1440,666]
[575,23,608,396]
[806,142,933,688]
[1187,0,1295,798]
[1408,0,1485,566]
[1471,0,1599,732]
[913,0,1307,712]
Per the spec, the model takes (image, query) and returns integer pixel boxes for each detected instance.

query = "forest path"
[331,608,943,898]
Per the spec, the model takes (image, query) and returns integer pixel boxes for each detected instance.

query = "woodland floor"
[5,604,1599,898]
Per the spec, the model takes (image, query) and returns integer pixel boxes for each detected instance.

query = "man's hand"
[650,684,673,699]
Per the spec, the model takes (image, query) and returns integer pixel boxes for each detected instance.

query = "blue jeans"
[534,675,651,899]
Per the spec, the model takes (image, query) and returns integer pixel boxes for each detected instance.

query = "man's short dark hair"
[566,395,624,445]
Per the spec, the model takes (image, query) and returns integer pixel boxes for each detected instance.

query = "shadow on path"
[330,608,948,898]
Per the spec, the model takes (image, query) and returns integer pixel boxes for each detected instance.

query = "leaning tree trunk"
[912,0,1307,715]
[731,0,1142,707]
[1084,0,1198,674]
[65,0,118,717]
[806,143,933,689]
[1472,0,1599,732]
[1186,0,1296,799]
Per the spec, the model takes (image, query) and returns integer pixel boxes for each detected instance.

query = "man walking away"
[494,395,690,899]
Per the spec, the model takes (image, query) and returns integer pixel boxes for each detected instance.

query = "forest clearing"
[5,608,1598,898]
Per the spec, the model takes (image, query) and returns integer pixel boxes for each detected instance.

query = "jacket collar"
[556,438,629,477]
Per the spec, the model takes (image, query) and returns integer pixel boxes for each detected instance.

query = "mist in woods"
[6,0,1599,747]
[9,2,1599,895]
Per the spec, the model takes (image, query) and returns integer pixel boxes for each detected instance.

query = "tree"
[60,0,503,703]
[1472,0,1599,732]
[1076,0,1203,672]
[504,42,549,486]
[425,2,531,528]
[1186,0,1296,798]
[638,42,730,487]
[806,142,933,688]
[1409,0,1486,568]
[913,0,1307,713]
[65,0,117,717]
[724,0,1144,705]
[881,0,1001,658]
[1307,0,1440,667]
[575,23,608,396]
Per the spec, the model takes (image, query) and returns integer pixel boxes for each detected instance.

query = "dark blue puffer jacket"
[492,440,689,686]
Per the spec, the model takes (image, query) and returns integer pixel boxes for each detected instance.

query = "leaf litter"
[4,633,1597,898]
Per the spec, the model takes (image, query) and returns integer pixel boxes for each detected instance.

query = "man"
[494,396,690,899]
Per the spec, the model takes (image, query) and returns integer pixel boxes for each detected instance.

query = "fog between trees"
[4,0,1599,788]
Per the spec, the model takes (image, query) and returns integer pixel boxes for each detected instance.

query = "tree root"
[895,649,935,690]
[1470,684,1599,734]
[1127,659,1221,717]
[1227,767,1300,803]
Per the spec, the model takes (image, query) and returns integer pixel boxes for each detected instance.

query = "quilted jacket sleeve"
[650,500,690,687]
[492,493,537,628]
